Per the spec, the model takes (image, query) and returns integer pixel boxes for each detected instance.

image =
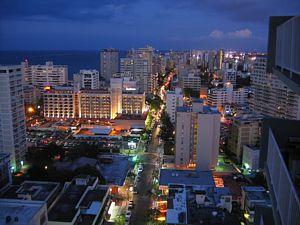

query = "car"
[128,201,134,210]
[125,217,130,225]
[138,165,143,173]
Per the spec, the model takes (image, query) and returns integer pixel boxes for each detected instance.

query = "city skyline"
[0,0,299,51]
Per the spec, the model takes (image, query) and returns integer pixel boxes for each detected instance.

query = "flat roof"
[48,184,87,222]
[167,185,187,224]
[90,126,112,135]
[1,181,60,203]
[159,169,215,187]
[100,155,133,186]
[0,199,45,225]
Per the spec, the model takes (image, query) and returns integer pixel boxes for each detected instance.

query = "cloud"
[228,29,252,38]
[209,30,224,39]
[209,29,252,39]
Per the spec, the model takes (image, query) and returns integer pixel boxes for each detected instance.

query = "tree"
[149,95,163,112]
[114,215,125,225]
[159,111,175,155]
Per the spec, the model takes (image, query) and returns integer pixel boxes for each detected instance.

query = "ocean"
[0,50,125,80]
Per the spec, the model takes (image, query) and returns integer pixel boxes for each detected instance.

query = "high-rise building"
[222,68,237,86]
[0,153,12,194]
[227,114,263,164]
[215,49,223,70]
[261,118,300,225]
[166,88,183,123]
[110,78,123,119]
[180,73,201,92]
[0,65,27,170]
[251,16,300,120]
[74,70,100,90]
[251,56,300,120]
[175,100,220,170]
[208,83,249,109]
[22,61,68,89]
[120,46,154,94]
[100,48,119,82]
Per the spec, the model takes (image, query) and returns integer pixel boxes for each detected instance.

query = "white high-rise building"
[175,100,220,170]
[74,70,100,90]
[120,46,153,94]
[222,68,237,86]
[22,61,68,89]
[166,87,183,123]
[208,83,249,108]
[250,55,300,120]
[180,73,201,92]
[0,65,27,171]
[100,48,119,82]
[110,78,123,119]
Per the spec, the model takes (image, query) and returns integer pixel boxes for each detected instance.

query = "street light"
[27,107,34,113]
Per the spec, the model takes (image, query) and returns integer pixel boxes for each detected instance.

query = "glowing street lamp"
[27,107,34,113]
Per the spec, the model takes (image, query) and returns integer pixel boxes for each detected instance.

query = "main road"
[130,126,160,224]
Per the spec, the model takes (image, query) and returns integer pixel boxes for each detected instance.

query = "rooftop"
[48,176,97,222]
[159,169,215,187]
[167,185,187,224]
[0,199,45,225]
[100,155,133,186]
[1,181,60,205]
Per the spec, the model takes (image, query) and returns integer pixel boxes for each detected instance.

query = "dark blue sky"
[0,0,299,51]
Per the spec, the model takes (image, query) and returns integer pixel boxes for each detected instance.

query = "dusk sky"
[0,0,299,51]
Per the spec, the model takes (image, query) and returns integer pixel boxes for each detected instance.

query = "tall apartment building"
[215,49,224,70]
[227,114,263,164]
[222,68,237,86]
[73,70,100,90]
[0,153,12,194]
[175,100,220,170]
[0,66,27,170]
[208,83,249,109]
[110,78,123,119]
[43,86,76,119]
[166,87,183,123]
[120,47,153,94]
[22,61,68,89]
[100,48,119,82]
[180,73,201,92]
[250,17,300,120]
[261,119,300,225]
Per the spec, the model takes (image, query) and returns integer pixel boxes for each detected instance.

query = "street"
[130,126,160,224]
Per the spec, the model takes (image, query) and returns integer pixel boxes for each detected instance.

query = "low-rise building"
[0,199,48,225]
[48,175,109,225]
[241,186,271,224]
